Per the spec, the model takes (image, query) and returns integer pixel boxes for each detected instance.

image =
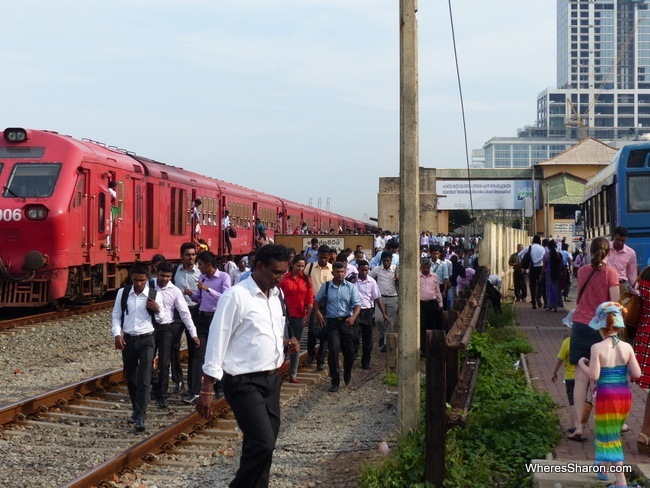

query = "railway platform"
[515,291,650,485]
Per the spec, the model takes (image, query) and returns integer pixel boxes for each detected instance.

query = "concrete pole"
[398,0,420,435]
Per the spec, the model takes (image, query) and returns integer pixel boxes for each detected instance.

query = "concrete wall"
[479,222,530,297]
[378,168,440,233]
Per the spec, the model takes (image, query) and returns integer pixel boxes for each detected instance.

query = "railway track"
[0,301,114,332]
[0,350,322,488]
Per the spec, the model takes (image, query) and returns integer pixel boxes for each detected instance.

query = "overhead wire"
[446,0,476,235]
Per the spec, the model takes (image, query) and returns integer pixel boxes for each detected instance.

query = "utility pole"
[398,0,420,435]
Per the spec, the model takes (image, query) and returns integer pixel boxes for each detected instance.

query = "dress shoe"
[317,363,325,371]
[172,381,184,394]
[344,374,351,386]
[127,415,136,425]
[158,398,168,409]
[328,384,339,393]
[135,419,146,432]
[537,299,542,308]
[305,355,314,366]
[361,364,371,370]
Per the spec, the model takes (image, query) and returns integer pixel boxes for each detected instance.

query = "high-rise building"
[482,0,650,168]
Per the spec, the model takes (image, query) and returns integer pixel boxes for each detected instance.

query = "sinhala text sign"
[436,180,541,210]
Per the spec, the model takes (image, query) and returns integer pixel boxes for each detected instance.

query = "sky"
[1,1,556,221]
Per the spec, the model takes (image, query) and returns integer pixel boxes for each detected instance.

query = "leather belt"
[198,311,215,317]
[381,295,397,298]
[123,331,154,339]
[231,369,279,378]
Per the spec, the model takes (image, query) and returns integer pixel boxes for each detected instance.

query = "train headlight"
[25,205,49,220]
[3,128,28,143]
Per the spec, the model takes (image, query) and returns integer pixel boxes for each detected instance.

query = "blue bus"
[582,142,650,269]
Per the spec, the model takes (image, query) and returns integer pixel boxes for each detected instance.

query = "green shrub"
[360,324,560,488]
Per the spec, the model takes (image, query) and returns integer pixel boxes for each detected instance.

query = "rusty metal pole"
[398,0,421,435]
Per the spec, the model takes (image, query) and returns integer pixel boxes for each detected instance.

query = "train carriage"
[0,127,373,308]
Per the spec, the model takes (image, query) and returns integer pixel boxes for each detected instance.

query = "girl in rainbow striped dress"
[578,302,641,488]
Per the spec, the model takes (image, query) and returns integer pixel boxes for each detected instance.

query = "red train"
[0,127,374,308]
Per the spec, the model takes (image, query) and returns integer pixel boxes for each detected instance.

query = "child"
[551,326,579,434]
[578,302,642,487]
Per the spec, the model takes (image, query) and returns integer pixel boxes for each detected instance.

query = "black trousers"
[189,312,213,396]
[355,308,374,368]
[420,300,442,354]
[122,334,155,421]
[513,270,527,300]
[171,306,197,388]
[528,266,543,306]
[327,318,359,386]
[307,309,327,365]
[224,229,232,254]
[224,371,282,488]
[152,323,174,399]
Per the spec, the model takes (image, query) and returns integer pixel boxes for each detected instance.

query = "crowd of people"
[512,226,648,487]
[109,228,482,486]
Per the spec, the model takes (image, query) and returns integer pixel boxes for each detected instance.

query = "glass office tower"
[538,0,650,140]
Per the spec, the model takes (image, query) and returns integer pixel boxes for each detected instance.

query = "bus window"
[626,149,650,168]
[628,174,650,212]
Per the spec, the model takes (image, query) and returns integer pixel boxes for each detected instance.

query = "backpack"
[120,283,158,327]
[520,246,533,270]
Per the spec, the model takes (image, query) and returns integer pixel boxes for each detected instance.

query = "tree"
[448,209,474,231]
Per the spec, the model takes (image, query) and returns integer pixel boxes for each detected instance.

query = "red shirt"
[279,271,314,318]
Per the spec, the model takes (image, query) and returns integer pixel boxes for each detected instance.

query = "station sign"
[436,180,541,210]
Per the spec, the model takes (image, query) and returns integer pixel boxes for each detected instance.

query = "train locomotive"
[0,127,373,308]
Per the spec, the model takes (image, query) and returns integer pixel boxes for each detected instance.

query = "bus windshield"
[628,173,650,212]
[2,163,61,198]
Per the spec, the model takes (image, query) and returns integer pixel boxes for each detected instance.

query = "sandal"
[567,432,588,442]
[638,432,650,455]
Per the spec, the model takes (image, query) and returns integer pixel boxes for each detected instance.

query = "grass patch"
[360,317,560,488]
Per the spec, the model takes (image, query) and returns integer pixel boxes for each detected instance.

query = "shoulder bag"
[620,268,647,328]
[309,281,329,340]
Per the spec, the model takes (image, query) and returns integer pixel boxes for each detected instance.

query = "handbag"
[228,227,237,238]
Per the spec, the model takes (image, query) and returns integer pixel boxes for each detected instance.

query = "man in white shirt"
[111,264,164,432]
[369,251,399,351]
[197,245,298,488]
[171,242,200,395]
[518,235,546,309]
[354,260,389,369]
[222,209,232,254]
[151,261,200,409]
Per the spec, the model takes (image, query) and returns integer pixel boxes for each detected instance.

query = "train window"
[170,187,187,235]
[2,163,61,198]
[628,174,650,212]
[626,149,650,168]
[72,176,83,209]
[0,147,45,158]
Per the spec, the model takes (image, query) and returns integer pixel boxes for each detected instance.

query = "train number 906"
[0,209,22,221]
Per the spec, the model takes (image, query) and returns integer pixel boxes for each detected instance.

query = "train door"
[133,177,143,252]
[252,202,258,245]
[77,170,90,254]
